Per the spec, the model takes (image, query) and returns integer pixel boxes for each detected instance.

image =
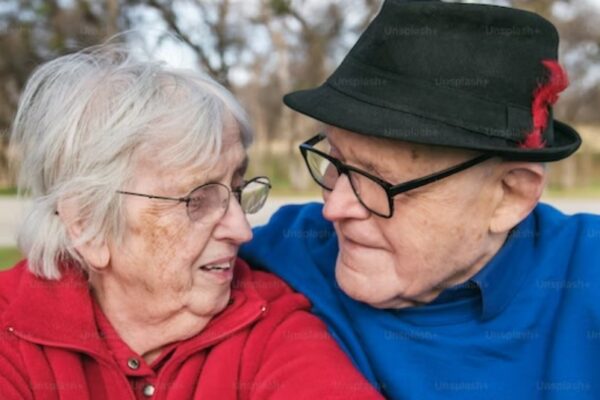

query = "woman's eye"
[231,178,244,191]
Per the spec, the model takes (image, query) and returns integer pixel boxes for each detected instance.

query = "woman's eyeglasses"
[117,176,272,223]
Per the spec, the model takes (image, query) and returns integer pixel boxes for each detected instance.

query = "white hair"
[9,44,253,280]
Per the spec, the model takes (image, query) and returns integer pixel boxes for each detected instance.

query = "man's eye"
[329,147,343,161]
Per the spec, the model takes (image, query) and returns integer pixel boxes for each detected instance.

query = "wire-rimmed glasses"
[117,176,272,223]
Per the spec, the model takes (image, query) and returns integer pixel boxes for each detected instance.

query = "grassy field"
[0,247,21,270]
[546,184,600,198]
[0,187,17,196]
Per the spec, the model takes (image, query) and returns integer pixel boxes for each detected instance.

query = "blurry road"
[1,196,599,247]
[248,196,600,227]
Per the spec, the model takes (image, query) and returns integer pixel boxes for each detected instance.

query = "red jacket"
[0,259,382,400]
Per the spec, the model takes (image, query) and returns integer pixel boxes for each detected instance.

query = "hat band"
[327,58,543,142]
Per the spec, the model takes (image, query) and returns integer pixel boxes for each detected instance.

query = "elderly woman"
[0,46,382,400]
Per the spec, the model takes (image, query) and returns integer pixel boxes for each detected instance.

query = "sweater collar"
[3,259,267,359]
[360,209,540,326]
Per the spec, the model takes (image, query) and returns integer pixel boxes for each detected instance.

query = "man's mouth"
[341,234,381,250]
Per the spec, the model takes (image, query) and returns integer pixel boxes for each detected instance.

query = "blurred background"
[0,0,599,267]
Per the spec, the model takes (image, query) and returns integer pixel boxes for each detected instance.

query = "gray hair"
[9,44,252,280]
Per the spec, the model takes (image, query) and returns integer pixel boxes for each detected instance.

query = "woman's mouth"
[198,258,235,282]
[199,262,232,271]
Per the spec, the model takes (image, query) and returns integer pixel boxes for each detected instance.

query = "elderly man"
[240,1,600,399]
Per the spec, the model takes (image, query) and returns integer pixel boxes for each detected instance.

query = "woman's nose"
[213,196,253,244]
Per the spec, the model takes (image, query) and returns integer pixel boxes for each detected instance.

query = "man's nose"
[322,173,370,222]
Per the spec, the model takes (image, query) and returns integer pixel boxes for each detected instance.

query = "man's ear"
[489,162,546,234]
[57,198,110,270]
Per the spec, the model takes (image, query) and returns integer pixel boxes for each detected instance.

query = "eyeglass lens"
[187,184,230,222]
[304,150,391,216]
[186,178,270,222]
[240,178,270,214]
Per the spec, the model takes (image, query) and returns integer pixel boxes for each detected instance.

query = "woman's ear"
[489,162,546,234]
[57,198,110,270]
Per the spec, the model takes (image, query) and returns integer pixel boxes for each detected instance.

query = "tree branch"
[145,0,220,79]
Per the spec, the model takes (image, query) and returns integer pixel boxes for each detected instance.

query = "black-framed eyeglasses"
[117,176,271,223]
[299,133,493,218]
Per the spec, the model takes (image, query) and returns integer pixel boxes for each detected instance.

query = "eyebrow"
[200,155,249,187]
[325,133,388,177]
[179,155,249,195]
[234,156,249,178]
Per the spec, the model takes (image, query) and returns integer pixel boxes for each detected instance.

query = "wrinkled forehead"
[324,126,416,157]
[322,125,485,182]
[131,122,247,194]
[327,124,473,159]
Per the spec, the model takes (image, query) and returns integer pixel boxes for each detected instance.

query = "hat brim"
[283,84,581,162]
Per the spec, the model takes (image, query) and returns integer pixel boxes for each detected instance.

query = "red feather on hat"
[520,60,569,149]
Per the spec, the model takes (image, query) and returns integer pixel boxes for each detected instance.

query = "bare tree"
[131,0,247,88]
[0,0,126,185]
[1,0,598,191]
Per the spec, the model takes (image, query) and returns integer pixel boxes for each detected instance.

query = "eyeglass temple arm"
[116,190,188,203]
[301,133,326,148]
[389,154,493,196]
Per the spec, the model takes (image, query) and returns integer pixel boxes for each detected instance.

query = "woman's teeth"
[200,262,231,271]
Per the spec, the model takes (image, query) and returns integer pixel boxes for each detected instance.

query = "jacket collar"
[2,259,267,360]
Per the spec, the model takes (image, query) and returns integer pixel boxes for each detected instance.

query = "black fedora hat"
[283,0,581,162]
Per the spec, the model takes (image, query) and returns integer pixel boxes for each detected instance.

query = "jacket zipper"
[153,304,267,400]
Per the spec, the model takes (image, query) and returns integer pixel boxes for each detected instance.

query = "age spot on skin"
[139,209,182,269]
[410,148,420,161]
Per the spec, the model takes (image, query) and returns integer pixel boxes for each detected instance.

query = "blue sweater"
[240,202,600,399]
